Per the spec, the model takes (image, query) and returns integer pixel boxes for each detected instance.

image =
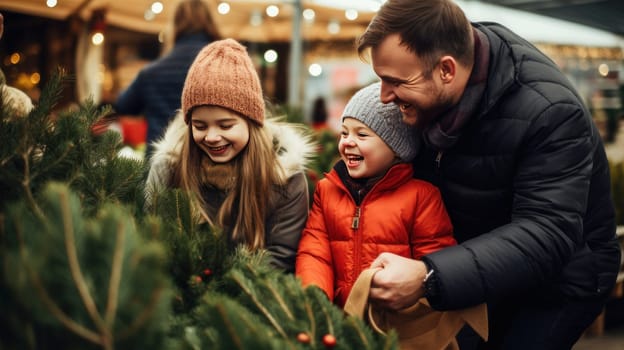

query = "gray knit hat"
[341,82,419,162]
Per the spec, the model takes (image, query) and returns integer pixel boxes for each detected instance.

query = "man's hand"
[369,252,429,310]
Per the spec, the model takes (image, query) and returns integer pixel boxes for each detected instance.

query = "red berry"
[194,275,202,283]
[297,332,311,344]
[203,268,212,276]
[322,334,336,347]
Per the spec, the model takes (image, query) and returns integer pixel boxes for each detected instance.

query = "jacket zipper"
[351,207,361,229]
[352,205,362,284]
[434,151,444,172]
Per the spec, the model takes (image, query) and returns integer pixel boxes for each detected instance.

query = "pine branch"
[14,218,102,345]
[104,220,125,327]
[2,183,173,349]
[59,189,108,340]
[116,285,166,340]
[19,151,44,220]
[229,269,288,338]
[207,249,397,350]
[303,291,319,347]
[191,293,296,350]
[264,278,295,320]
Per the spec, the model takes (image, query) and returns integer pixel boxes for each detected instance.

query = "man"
[357,0,621,349]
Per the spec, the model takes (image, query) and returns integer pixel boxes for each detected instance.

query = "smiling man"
[356,0,621,349]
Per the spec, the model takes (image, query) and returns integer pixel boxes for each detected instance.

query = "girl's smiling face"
[190,105,250,163]
[339,117,397,179]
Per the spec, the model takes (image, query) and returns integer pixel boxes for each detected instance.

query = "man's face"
[371,33,454,129]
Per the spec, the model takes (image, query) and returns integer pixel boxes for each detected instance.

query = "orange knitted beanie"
[181,38,264,125]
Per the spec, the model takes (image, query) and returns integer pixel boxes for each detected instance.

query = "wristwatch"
[422,262,439,300]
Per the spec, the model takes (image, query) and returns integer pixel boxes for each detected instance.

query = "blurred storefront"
[539,45,623,143]
[0,1,623,144]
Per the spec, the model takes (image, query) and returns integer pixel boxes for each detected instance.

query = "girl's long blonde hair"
[172,118,284,250]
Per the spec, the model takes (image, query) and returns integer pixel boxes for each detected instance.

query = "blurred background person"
[0,12,34,119]
[310,96,329,131]
[113,0,220,157]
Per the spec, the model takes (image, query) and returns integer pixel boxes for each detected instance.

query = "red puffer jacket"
[296,162,456,307]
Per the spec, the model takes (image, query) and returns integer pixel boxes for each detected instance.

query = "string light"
[89,9,107,46]
[327,20,340,34]
[264,49,278,63]
[266,5,279,17]
[9,53,21,64]
[151,2,164,14]
[308,63,322,77]
[598,63,610,77]
[144,9,155,21]
[344,9,358,21]
[91,32,104,45]
[217,2,230,15]
[303,9,315,22]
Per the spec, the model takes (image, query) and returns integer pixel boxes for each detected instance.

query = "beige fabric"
[344,268,488,350]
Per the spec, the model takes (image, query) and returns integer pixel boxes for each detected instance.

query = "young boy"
[296,82,456,307]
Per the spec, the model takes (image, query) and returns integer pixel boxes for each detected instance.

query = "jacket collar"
[328,161,414,205]
[472,23,520,119]
[423,27,490,151]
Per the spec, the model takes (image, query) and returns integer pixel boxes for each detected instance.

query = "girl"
[145,39,315,272]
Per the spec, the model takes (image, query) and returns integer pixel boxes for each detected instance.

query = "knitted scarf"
[200,159,236,191]
[423,28,490,151]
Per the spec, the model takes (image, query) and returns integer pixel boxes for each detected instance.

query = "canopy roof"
[0,0,376,43]
[478,0,624,38]
[1,0,622,46]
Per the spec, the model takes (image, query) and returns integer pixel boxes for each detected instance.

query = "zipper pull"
[435,151,443,169]
[351,207,361,229]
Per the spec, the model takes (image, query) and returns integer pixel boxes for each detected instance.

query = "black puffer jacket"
[417,22,621,310]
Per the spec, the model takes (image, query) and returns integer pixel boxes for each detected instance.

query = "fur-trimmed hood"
[149,111,316,182]
[1,83,34,120]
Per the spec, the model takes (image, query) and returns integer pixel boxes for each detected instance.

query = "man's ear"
[438,56,456,83]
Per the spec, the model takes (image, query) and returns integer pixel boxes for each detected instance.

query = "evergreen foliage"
[183,248,397,349]
[305,129,340,199]
[1,183,173,350]
[0,71,398,349]
[143,189,230,314]
[0,69,145,217]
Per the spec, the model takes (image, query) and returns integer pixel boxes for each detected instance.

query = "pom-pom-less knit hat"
[341,82,419,162]
[182,38,264,125]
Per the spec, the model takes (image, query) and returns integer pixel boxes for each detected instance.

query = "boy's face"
[339,117,397,179]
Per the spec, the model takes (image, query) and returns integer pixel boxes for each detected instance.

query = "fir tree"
[1,183,173,350]
[0,69,145,216]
